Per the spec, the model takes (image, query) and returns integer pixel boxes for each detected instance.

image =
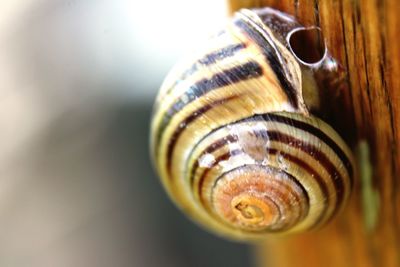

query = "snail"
[150,7,354,241]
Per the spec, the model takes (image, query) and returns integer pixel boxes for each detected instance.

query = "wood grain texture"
[227,0,400,266]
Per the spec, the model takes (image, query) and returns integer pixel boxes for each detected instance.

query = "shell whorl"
[150,8,353,240]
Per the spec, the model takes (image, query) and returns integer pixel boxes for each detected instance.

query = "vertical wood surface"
[227,1,400,266]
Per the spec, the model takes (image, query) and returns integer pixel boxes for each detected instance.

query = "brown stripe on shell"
[263,130,345,214]
[189,135,239,187]
[165,95,240,175]
[154,30,238,105]
[185,113,353,187]
[198,43,247,65]
[153,31,226,102]
[265,149,330,226]
[154,61,263,157]
[153,42,247,114]
[261,113,353,182]
[197,149,242,200]
[233,16,299,108]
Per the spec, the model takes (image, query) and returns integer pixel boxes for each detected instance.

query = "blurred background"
[0,0,255,266]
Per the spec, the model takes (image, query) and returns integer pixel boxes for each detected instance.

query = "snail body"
[150,8,353,240]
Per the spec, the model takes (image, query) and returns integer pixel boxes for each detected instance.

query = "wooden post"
[227,1,400,266]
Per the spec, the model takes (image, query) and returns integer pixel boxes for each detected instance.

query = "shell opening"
[287,27,327,68]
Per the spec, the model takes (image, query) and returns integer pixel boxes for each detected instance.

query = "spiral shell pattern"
[150,8,353,240]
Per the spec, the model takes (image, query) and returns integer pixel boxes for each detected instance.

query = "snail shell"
[150,8,353,240]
